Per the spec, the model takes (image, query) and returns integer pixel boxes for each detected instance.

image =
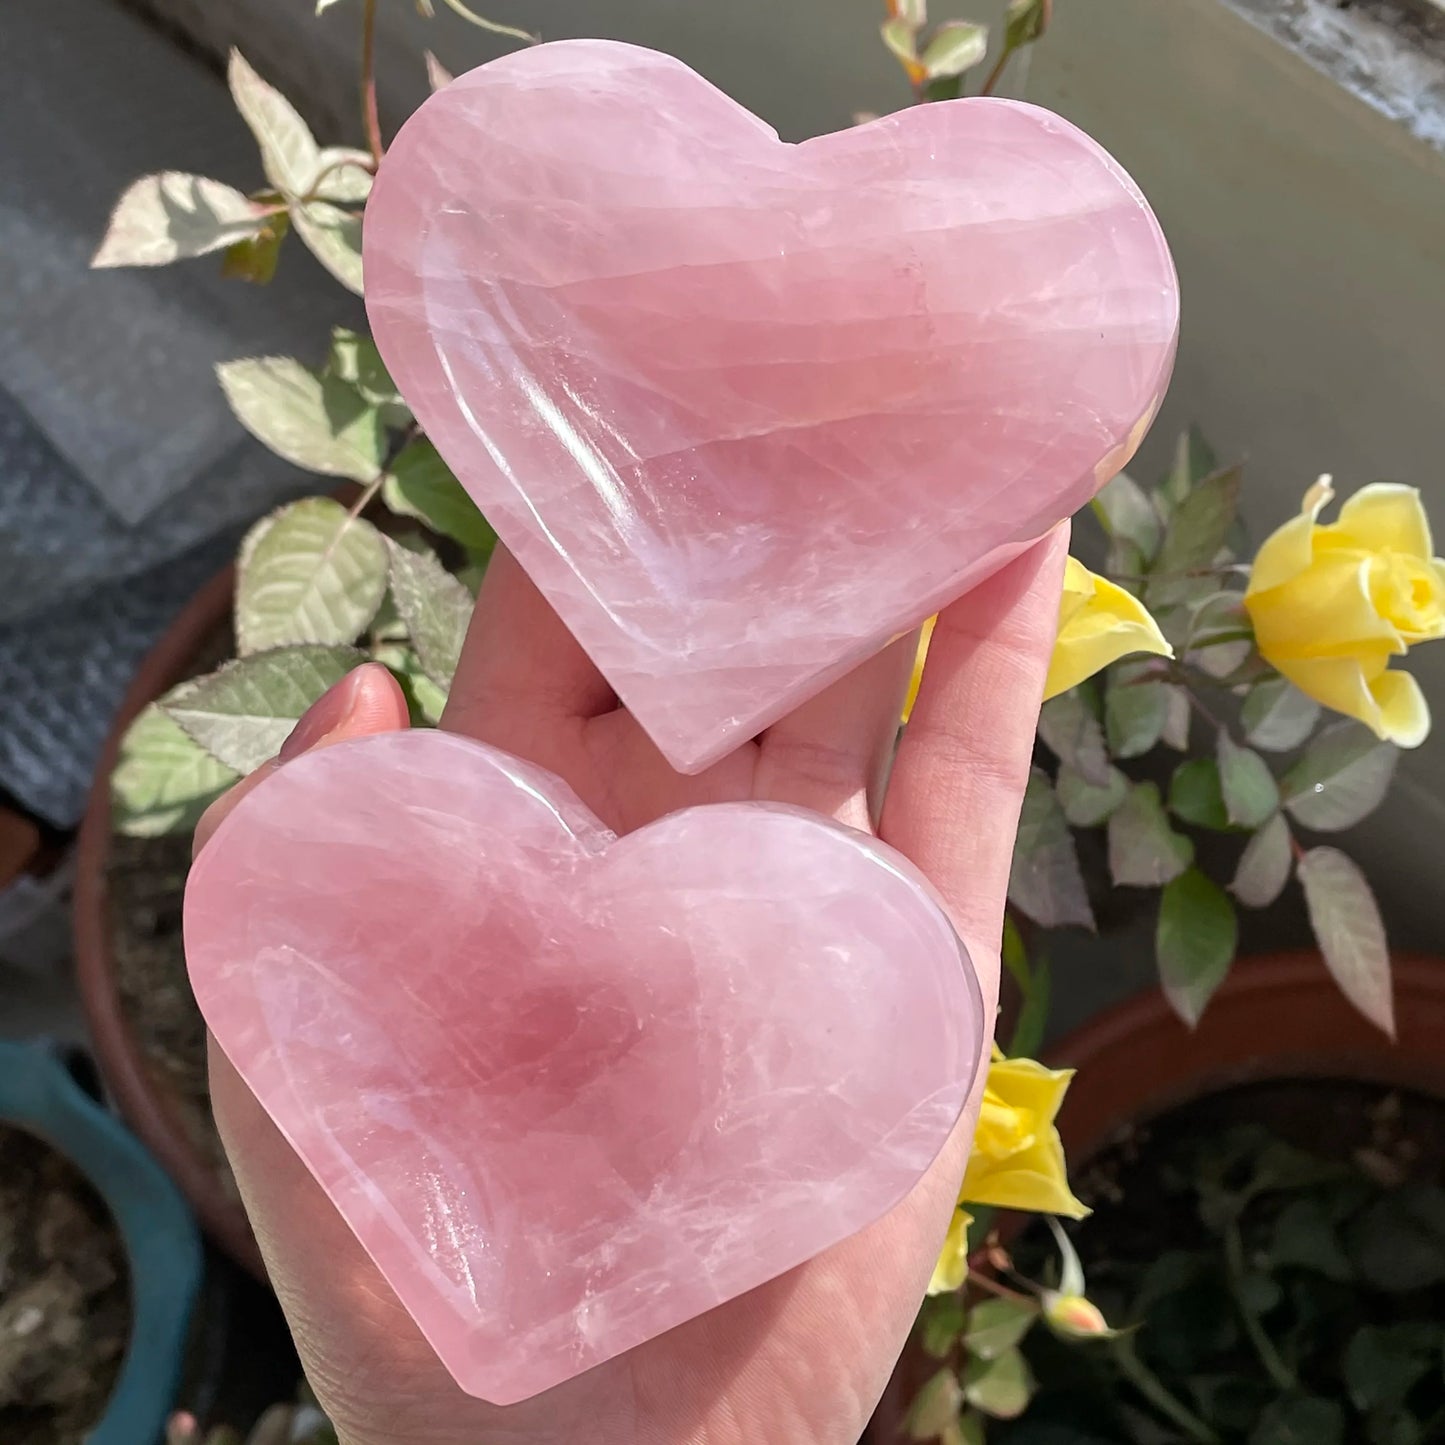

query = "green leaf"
[1282,721,1397,831]
[1270,1197,1352,1281]
[291,201,363,294]
[425,51,454,92]
[1169,758,1231,831]
[316,0,347,12]
[1348,1184,1445,1292]
[111,700,240,836]
[907,1367,962,1440]
[1156,867,1237,1026]
[881,16,920,68]
[376,644,448,725]
[383,440,497,556]
[92,173,264,268]
[1160,684,1191,751]
[1217,732,1279,828]
[920,1294,968,1360]
[921,22,987,79]
[1298,846,1393,1036]
[1161,425,1219,506]
[220,210,289,284]
[1344,1323,1441,1411]
[1185,590,1251,649]
[1004,0,1051,50]
[1242,676,1321,752]
[163,645,364,773]
[1057,760,1128,827]
[1231,811,1293,908]
[386,541,472,690]
[1037,686,1111,786]
[1008,768,1094,930]
[227,50,319,196]
[218,357,385,480]
[1006,949,1050,1062]
[325,329,409,426]
[895,0,927,23]
[1105,676,1168,758]
[312,147,373,203]
[236,498,389,655]
[1248,1396,1344,1445]
[961,1347,1035,1420]
[1151,466,1242,591]
[954,1414,986,1445]
[1091,471,1161,561]
[964,1299,1039,1361]
[1110,782,1194,887]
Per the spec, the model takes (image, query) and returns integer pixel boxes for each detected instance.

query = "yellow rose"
[927,1206,974,1296]
[1244,478,1445,748]
[960,1049,1089,1217]
[903,558,1172,722]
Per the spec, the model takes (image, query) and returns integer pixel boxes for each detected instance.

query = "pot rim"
[72,564,266,1277]
[0,1039,202,1445]
[1046,950,1445,1166]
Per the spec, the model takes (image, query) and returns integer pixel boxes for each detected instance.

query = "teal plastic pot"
[0,1040,202,1445]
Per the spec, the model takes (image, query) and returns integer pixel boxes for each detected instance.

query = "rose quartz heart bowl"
[186,730,983,1402]
[364,38,1179,771]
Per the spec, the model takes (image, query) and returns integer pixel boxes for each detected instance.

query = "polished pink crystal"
[184,730,982,1403]
[365,40,1179,772]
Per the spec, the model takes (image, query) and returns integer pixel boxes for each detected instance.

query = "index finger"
[880,526,1068,954]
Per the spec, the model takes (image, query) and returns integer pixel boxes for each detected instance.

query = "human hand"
[192,527,1068,1445]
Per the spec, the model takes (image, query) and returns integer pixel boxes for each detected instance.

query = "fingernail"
[279,667,370,762]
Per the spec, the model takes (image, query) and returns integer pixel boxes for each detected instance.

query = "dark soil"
[107,619,239,1206]
[0,1127,130,1444]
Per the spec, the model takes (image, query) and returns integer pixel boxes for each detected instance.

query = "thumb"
[192,662,411,858]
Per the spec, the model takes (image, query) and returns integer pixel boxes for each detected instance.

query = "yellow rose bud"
[903,558,1172,723]
[1244,479,1445,748]
[1043,557,1173,701]
[1042,1291,1111,1338]
[959,1049,1089,1219]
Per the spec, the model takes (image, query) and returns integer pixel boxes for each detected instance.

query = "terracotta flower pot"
[72,565,266,1277]
[864,952,1445,1442]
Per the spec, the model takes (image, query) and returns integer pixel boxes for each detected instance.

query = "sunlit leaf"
[111,700,240,836]
[383,440,497,556]
[164,645,365,773]
[921,21,987,79]
[386,541,472,690]
[218,356,385,480]
[92,173,264,268]
[235,498,388,654]
[227,50,319,196]
[292,201,363,294]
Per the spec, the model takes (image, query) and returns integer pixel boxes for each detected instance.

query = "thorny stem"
[361,0,384,167]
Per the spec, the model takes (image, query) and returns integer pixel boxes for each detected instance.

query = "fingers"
[754,636,916,828]
[442,546,616,748]
[193,663,411,858]
[881,528,1068,955]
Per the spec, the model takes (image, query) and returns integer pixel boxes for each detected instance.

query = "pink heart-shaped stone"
[185,730,982,1403]
[364,40,1179,771]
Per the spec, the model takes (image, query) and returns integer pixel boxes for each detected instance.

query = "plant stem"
[977,44,1014,97]
[1112,1338,1221,1444]
[1223,1222,1296,1393]
[965,1269,1035,1305]
[361,0,384,167]
[437,0,538,43]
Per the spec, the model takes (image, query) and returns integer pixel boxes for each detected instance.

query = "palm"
[199,536,1067,1445]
